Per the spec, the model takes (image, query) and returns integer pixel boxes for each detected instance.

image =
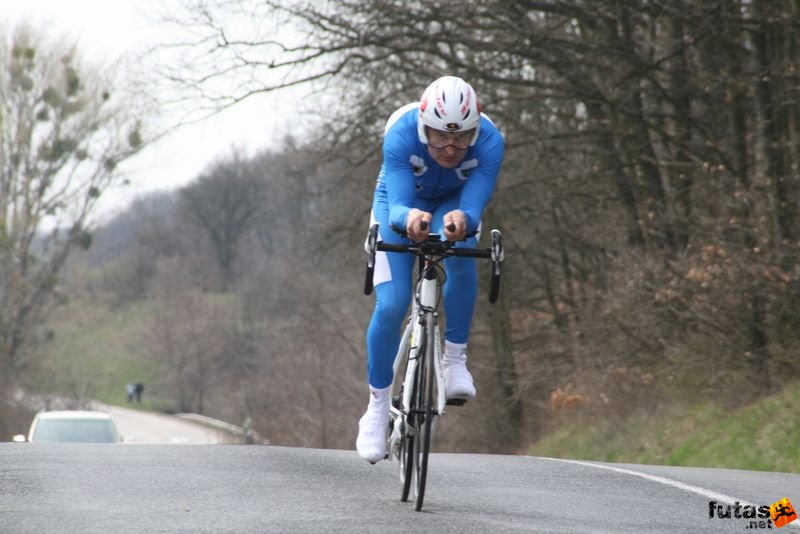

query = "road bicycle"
[364,222,504,511]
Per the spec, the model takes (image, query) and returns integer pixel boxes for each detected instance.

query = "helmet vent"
[434,109,442,119]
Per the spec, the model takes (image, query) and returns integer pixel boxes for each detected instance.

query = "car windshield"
[31,418,119,443]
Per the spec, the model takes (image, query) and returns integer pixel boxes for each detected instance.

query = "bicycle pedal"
[446,398,467,406]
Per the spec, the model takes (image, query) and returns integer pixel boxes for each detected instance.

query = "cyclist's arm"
[382,132,420,232]
[458,127,505,234]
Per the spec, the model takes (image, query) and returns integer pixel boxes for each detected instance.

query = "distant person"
[134,382,144,403]
[126,383,135,403]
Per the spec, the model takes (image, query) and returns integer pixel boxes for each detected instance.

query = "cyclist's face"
[425,127,474,168]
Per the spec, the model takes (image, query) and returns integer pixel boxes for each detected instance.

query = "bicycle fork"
[387,272,446,461]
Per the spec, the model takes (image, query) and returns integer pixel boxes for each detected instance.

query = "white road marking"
[542,457,800,528]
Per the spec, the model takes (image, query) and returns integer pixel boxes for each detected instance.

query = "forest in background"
[4,1,800,455]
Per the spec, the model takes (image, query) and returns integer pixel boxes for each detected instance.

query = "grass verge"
[528,382,800,473]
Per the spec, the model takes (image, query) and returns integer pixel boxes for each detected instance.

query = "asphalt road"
[101,404,231,444]
[1,443,798,533]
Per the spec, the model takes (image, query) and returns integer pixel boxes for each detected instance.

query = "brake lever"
[365,224,379,266]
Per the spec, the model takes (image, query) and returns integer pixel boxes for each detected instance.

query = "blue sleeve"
[382,129,417,232]
[460,128,504,233]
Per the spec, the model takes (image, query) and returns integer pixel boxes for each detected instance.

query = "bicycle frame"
[388,256,446,457]
[404,266,445,405]
[363,222,503,511]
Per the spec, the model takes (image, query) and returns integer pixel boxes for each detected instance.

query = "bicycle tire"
[399,329,422,502]
[414,314,435,511]
[399,420,415,502]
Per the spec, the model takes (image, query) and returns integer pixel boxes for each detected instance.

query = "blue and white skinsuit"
[367,102,505,389]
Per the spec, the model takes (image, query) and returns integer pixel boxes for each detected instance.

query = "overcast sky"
[3,0,299,223]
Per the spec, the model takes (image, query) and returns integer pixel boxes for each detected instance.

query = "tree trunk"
[483,207,524,446]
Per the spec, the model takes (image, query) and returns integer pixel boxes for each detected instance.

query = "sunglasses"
[426,128,474,150]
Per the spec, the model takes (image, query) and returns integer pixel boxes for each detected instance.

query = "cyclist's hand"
[406,209,433,242]
[443,210,467,241]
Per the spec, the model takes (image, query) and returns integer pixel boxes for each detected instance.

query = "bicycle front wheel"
[413,314,436,511]
[398,331,422,503]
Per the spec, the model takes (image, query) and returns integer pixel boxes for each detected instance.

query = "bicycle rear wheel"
[398,335,420,502]
[399,419,414,502]
[413,314,435,511]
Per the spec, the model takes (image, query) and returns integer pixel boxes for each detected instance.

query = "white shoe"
[443,341,476,400]
[356,386,390,463]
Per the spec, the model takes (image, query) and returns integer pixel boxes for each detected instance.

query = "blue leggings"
[366,195,478,389]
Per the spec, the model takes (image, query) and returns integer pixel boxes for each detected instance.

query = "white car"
[14,410,121,443]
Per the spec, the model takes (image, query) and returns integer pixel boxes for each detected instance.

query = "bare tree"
[0,24,151,403]
[179,151,267,288]
[134,0,800,448]
[146,263,233,413]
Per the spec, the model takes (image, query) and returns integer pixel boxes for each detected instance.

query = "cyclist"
[357,75,505,463]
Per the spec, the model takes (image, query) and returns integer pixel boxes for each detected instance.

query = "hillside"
[25,294,799,473]
[25,296,163,410]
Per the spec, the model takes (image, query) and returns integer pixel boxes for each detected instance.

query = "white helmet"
[417,76,481,147]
